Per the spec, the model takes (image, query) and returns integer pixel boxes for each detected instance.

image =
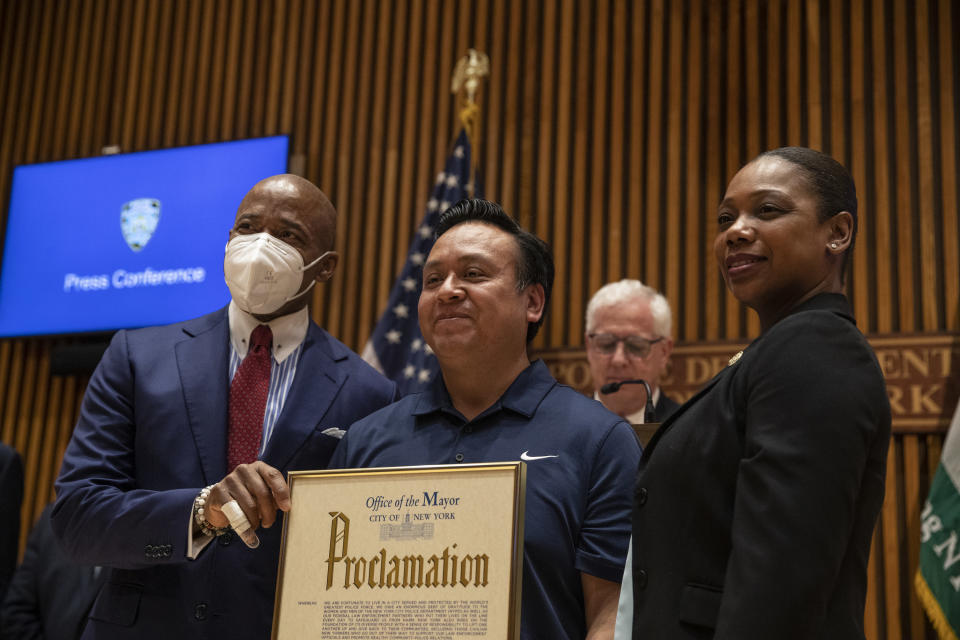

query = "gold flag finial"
[451,49,489,148]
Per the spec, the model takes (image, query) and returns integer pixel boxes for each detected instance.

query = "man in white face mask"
[52,175,397,640]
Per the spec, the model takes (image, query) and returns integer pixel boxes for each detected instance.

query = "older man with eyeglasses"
[585,279,678,424]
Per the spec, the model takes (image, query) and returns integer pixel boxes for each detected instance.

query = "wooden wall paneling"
[251,2,276,139]
[626,0,646,284]
[69,0,98,157]
[743,1,760,158]
[828,0,846,162]
[432,1,458,176]
[318,0,352,339]
[354,0,391,340]
[11,343,37,459]
[567,1,591,345]
[280,0,305,136]
[938,0,960,330]
[785,0,803,144]
[902,435,927,639]
[643,0,664,296]
[702,0,724,340]
[11,0,41,165]
[915,0,940,332]
[1,342,25,446]
[115,0,142,150]
[39,1,69,161]
[301,0,330,181]
[722,0,742,339]
[880,437,903,639]
[332,0,366,348]
[51,0,80,157]
[870,0,894,334]
[662,2,684,320]
[764,0,783,150]
[534,0,556,328]
[0,341,13,444]
[410,0,441,260]
[32,374,62,516]
[373,1,407,313]
[606,0,627,287]
[162,0,188,148]
[132,0,159,149]
[364,0,397,323]
[805,0,823,151]
[202,0,229,142]
[0,0,25,216]
[471,0,489,189]
[175,0,203,145]
[23,1,54,163]
[20,345,50,551]
[517,0,542,235]
[232,0,260,141]
[262,0,286,134]
[218,0,246,141]
[492,0,521,212]
[506,0,526,222]
[197,0,222,140]
[892,0,916,333]
[96,0,122,148]
[548,0,574,349]
[514,2,546,232]
[849,0,872,333]
[681,0,704,342]
[384,0,421,330]
[0,1,17,138]
[588,0,610,299]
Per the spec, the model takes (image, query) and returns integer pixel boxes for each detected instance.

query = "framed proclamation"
[271,462,527,639]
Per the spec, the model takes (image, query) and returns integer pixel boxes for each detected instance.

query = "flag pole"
[450,49,489,197]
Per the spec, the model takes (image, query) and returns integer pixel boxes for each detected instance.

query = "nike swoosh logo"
[520,450,559,462]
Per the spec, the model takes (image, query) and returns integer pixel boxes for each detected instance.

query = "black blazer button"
[455,453,464,462]
[218,530,235,546]
[636,569,648,590]
[195,602,208,620]
[637,487,648,506]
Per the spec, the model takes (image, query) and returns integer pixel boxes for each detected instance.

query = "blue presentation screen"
[0,136,289,337]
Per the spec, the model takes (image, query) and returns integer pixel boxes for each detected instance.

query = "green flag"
[918,399,960,640]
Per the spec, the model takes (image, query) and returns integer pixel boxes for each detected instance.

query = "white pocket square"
[321,427,346,439]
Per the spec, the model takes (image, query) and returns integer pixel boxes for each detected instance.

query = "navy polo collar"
[412,359,557,422]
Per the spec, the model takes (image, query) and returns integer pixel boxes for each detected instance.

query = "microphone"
[600,379,656,424]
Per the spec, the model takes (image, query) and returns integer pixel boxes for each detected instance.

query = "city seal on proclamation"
[271,462,526,640]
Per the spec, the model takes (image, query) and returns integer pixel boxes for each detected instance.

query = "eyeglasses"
[587,333,663,359]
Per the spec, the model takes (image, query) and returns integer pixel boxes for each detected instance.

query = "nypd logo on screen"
[62,197,206,293]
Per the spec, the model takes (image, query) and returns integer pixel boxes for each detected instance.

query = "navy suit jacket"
[52,307,396,640]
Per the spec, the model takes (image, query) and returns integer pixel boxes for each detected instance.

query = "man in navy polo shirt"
[331,199,641,639]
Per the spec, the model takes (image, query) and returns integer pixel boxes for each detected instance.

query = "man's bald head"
[239,174,337,252]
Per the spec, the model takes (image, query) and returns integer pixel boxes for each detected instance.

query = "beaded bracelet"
[193,485,230,536]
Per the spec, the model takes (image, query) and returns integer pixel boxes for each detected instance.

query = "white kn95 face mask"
[223,232,330,315]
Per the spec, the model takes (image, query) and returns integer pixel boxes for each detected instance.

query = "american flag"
[362,130,477,395]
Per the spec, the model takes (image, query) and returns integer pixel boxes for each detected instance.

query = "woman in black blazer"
[628,148,891,639]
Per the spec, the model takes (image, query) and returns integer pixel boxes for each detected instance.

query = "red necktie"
[228,324,272,472]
